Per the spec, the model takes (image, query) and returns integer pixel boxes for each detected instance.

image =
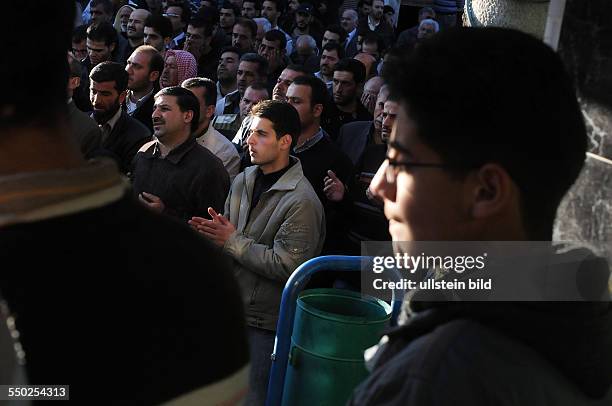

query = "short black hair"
[324,24,347,44]
[262,0,284,13]
[182,77,217,106]
[91,0,113,15]
[251,100,300,150]
[167,0,191,23]
[220,45,242,58]
[188,16,214,37]
[362,32,384,53]
[1,0,75,129]
[384,27,587,239]
[90,61,129,93]
[263,29,287,51]
[322,42,344,59]
[87,22,119,46]
[240,53,269,79]
[145,14,173,39]
[234,18,257,39]
[291,75,328,108]
[221,1,241,17]
[243,0,261,9]
[155,86,201,133]
[285,64,311,75]
[358,0,373,6]
[334,58,366,84]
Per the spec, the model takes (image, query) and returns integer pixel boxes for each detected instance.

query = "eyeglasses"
[163,12,180,17]
[384,157,454,184]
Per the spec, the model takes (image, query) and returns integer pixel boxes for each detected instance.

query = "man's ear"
[149,70,161,83]
[280,133,292,151]
[118,89,128,104]
[313,103,323,119]
[68,76,81,91]
[205,104,215,119]
[184,110,194,124]
[469,163,515,220]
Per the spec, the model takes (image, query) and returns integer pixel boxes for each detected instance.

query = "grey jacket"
[223,158,325,331]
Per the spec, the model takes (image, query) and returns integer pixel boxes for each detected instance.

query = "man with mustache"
[131,86,230,221]
[126,9,151,51]
[89,61,151,173]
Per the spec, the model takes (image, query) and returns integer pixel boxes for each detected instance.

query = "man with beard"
[322,58,371,140]
[289,3,322,44]
[219,2,240,44]
[216,46,240,108]
[216,52,267,115]
[89,61,151,173]
[125,45,164,131]
[131,86,229,221]
[144,14,173,59]
[126,9,151,52]
[241,0,259,18]
[232,18,257,53]
[358,0,394,48]
[315,43,343,93]
[184,17,219,80]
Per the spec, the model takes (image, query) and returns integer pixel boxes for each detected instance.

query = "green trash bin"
[281,288,392,406]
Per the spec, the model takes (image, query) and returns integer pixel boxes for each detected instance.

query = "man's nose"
[370,160,395,202]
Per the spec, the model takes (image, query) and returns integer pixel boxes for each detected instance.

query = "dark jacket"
[68,99,101,158]
[131,137,230,222]
[349,249,612,405]
[93,110,151,174]
[126,91,156,133]
[358,17,395,48]
[336,120,373,166]
[345,34,359,58]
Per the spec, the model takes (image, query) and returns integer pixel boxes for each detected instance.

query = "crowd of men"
[2,0,611,405]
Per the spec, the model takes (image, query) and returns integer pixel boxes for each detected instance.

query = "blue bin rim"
[297,288,392,325]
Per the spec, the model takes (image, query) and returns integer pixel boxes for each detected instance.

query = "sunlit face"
[373,86,389,133]
[247,116,288,169]
[127,9,149,40]
[152,94,192,140]
[217,51,240,82]
[160,55,178,88]
[370,104,469,242]
[273,68,302,101]
[126,50,155,92]
[118,7,133,32]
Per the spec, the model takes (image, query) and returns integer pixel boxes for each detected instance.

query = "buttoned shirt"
[126,88,154,116]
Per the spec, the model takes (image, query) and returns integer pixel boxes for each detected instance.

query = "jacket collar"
[244,156,304,193]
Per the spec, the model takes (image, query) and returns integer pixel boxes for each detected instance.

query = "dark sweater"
[0,193,248,405]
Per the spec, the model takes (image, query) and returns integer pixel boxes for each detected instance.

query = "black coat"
[92,110,151,174]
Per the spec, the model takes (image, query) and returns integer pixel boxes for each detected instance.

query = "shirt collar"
[127,87,154,107]
[294,127,324,154]
[172,31,185,47]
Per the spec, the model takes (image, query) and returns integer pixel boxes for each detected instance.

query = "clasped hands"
[189,207,236,247]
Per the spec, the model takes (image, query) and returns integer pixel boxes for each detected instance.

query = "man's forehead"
[334,70,354,81]
[221,51,239,59]
[324,31,339,39]
[187,25,204,34]
[239,61,257,71]
[91,80,117,91]
[154,94,178,106]
[262,39,280,48]
[131,10,149,19]
[87,39,107,47]
[130,50,151,63]
[166,6,182,13]
[251,116,274,131]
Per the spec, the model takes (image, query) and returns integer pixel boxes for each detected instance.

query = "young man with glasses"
[349,27,612,405]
